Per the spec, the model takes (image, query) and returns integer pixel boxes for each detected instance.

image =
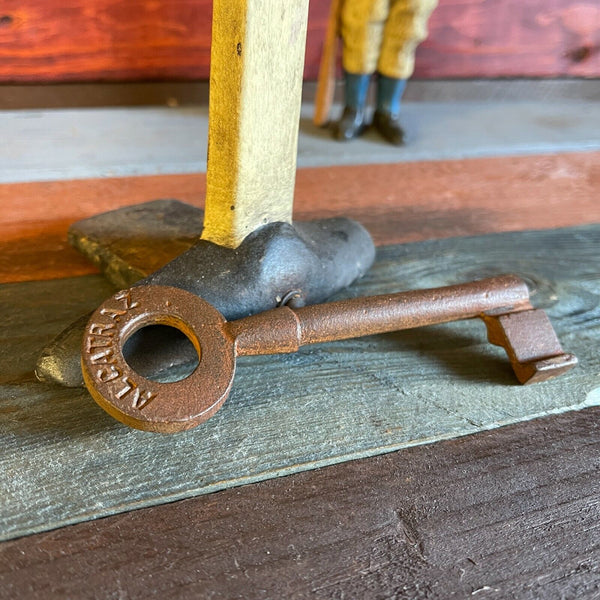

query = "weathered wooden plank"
[3,103,600,185]
[2,80,600,111]
[1,405,598,599]
[1,151,600,284]
[0,276,114,386]
[0,0,598,83]
[415,0,600,78]
[0,225,598,542]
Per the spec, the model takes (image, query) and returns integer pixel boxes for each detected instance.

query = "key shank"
[293,275,532,344]
[228,275,575,384]
[229,275,531,353]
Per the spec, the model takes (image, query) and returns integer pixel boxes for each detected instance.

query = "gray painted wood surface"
[1,225,599,542]
[1,100,600,183]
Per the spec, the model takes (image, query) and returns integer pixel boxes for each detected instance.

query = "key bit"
[81,276,577,433]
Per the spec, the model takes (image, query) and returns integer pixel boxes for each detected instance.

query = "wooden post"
[313,0,341,127]
[201,0,310,249]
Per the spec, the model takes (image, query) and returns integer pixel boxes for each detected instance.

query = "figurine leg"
[374,0,438,145]
[334,0,388,141]
[378,0,438,80]
[332,72,371,141]
[373,75,407,145]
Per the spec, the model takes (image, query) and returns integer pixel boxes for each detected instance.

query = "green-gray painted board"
[1,225,599,541]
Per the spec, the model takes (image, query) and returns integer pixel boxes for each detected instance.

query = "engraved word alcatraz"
[85,290,157,410]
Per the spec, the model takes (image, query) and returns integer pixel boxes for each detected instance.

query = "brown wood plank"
[0,174,205,283]
[1,405,599,599]
[0,0,598,83]
[0,0,214,83]
[415,0,600,78]
[2,80,600,111]
[1,151,599,284]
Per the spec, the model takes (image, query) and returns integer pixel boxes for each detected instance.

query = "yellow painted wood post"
[201,0,310,249]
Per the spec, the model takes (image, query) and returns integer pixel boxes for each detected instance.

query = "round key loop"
[81,285,236,433]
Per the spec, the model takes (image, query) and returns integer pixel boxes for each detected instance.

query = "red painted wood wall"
[0,0,598,83]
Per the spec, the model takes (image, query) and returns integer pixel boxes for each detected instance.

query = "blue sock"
[377,76,407,117]
[345,72,371,111]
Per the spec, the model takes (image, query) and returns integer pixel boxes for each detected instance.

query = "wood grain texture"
[313,0,341,126]
[1,151,599,284]
[0,0,598,83]
[1,404,599,599]
[415,0,600,78]
[0,225,598,542]
[201,0,308,248]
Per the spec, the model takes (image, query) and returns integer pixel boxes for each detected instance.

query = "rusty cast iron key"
[81,276,577,433]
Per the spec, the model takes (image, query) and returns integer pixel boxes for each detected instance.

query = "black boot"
[372,109,405,146]
[374,75,407,146]
[332,72,371,142]
[333,106,368,141]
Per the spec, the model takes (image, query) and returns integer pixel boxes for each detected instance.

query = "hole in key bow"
[122,324,200,383]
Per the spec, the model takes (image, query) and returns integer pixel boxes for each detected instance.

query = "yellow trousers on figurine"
[341,0,438,80]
